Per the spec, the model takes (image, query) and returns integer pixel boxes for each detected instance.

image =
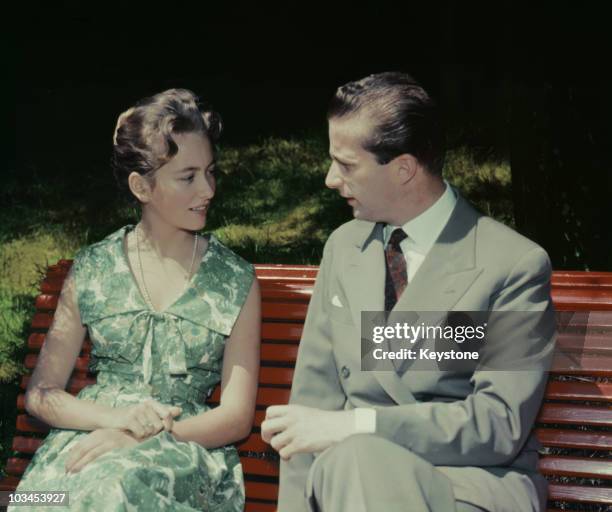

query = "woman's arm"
[170,277,261,447]
[26,263,181,438]
[24,264,121,430]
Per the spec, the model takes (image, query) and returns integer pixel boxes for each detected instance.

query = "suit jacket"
[278,192,556,512]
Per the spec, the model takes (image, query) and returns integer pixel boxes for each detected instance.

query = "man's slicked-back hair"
[327,72,445,176]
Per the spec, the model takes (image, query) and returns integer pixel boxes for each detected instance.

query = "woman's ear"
[394,154,418,185]
[127,172,152,203]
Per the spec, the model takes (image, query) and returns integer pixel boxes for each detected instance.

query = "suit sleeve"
[278,235,347,511]
[374,246,556,466]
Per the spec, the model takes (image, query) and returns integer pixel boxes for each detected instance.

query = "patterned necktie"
[384,228,408,311]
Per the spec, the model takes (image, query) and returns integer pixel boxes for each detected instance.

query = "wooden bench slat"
[244,481,279,502]
[31,312,54,330]
[259,368,294,386]
[547,483,612,505]
[552,271,612,284]
[260,343,299,362]
[544,380,612,402]
[261,323,303,342]
[537,403,612,426]
[535,428,612,450]
[539,455,612,479]
[553,312,612,333]
[5,457,30,476]
[16,414,49,434]
[556,331,612,354]
[550,352,612,376]
[0,475,19,492]
[242,458,279,478]
[552,292,612,310]
[12,437,42,455]
[245,501,277,512]
[236,433,272,453]
[261,302,308,321]
[253,410,266,427]
[255,264,318,279]
[34,294,59,310]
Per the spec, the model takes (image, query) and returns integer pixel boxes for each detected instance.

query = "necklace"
[134,224,198,312]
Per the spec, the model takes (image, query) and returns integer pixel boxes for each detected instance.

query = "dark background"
[8,2,612,270]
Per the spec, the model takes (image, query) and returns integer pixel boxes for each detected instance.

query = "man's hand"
[261,405,355,460]
[64,428,141,474]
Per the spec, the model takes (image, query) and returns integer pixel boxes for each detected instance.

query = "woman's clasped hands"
[64,399,182,474]
[113,398,183,440]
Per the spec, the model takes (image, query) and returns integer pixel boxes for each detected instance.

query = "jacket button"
[341,366,350,379]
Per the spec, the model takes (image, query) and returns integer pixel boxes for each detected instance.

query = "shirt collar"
[383,180,457,253]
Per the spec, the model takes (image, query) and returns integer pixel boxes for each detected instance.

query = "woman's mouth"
[189,205,209,214]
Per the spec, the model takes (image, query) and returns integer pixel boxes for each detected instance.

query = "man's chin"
[351,209,376,222]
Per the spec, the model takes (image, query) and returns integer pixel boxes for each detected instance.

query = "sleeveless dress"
[9,224,255,511]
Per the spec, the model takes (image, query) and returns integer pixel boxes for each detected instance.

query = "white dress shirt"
[383,180,457,281]
[355,181,457,434]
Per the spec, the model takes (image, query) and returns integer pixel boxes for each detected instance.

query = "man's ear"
[127,172,152,203]
[394,154,418,185]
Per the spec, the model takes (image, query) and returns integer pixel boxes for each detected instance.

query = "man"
[261,72,555,511]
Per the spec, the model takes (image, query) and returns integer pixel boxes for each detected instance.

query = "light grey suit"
[278,192,556,512]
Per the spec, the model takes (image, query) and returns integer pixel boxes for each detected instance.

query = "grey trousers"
[305,434,487,512]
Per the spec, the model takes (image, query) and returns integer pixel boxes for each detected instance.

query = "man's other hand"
[261,405,355,460]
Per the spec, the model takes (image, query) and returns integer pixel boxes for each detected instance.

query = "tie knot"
[388,228,407,248]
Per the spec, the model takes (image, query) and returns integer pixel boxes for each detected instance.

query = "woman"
[9,89,261,511]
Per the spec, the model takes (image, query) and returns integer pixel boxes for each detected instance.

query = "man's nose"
[325,163,343,190]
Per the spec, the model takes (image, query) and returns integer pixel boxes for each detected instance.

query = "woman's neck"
[135,215,196,261]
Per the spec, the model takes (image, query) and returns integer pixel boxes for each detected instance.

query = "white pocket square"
[331,295,344,307]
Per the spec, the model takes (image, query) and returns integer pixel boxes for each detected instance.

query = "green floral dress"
[10,224,254,511]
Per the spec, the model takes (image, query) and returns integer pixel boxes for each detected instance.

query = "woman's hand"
[64,429,139,474]
[110,398,182,440]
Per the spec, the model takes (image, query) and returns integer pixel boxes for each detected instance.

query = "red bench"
[1,262,611,511]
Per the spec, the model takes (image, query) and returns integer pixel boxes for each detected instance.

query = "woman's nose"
[197,172,215,199]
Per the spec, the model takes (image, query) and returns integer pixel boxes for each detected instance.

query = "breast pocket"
[327,288,354,326]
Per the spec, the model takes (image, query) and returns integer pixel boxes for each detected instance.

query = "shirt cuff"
[354,408,377,434]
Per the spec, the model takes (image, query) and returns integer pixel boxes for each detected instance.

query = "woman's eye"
[182,175,195,182]
[207,166,216,175]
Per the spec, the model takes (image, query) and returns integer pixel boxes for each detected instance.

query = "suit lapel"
[393,195,482,310]
[343,222,386,327]
[352,196,485,399]
[390,196,483,374]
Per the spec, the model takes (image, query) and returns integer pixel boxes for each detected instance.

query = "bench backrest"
[3,263,612,511]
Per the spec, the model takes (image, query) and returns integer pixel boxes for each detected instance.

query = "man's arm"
[275,236,348,510]
[375,247,556,466]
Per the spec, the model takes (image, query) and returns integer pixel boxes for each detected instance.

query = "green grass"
[0,135,513,481]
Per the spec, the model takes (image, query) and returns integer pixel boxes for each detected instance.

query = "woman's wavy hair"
[111,88,222,205]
